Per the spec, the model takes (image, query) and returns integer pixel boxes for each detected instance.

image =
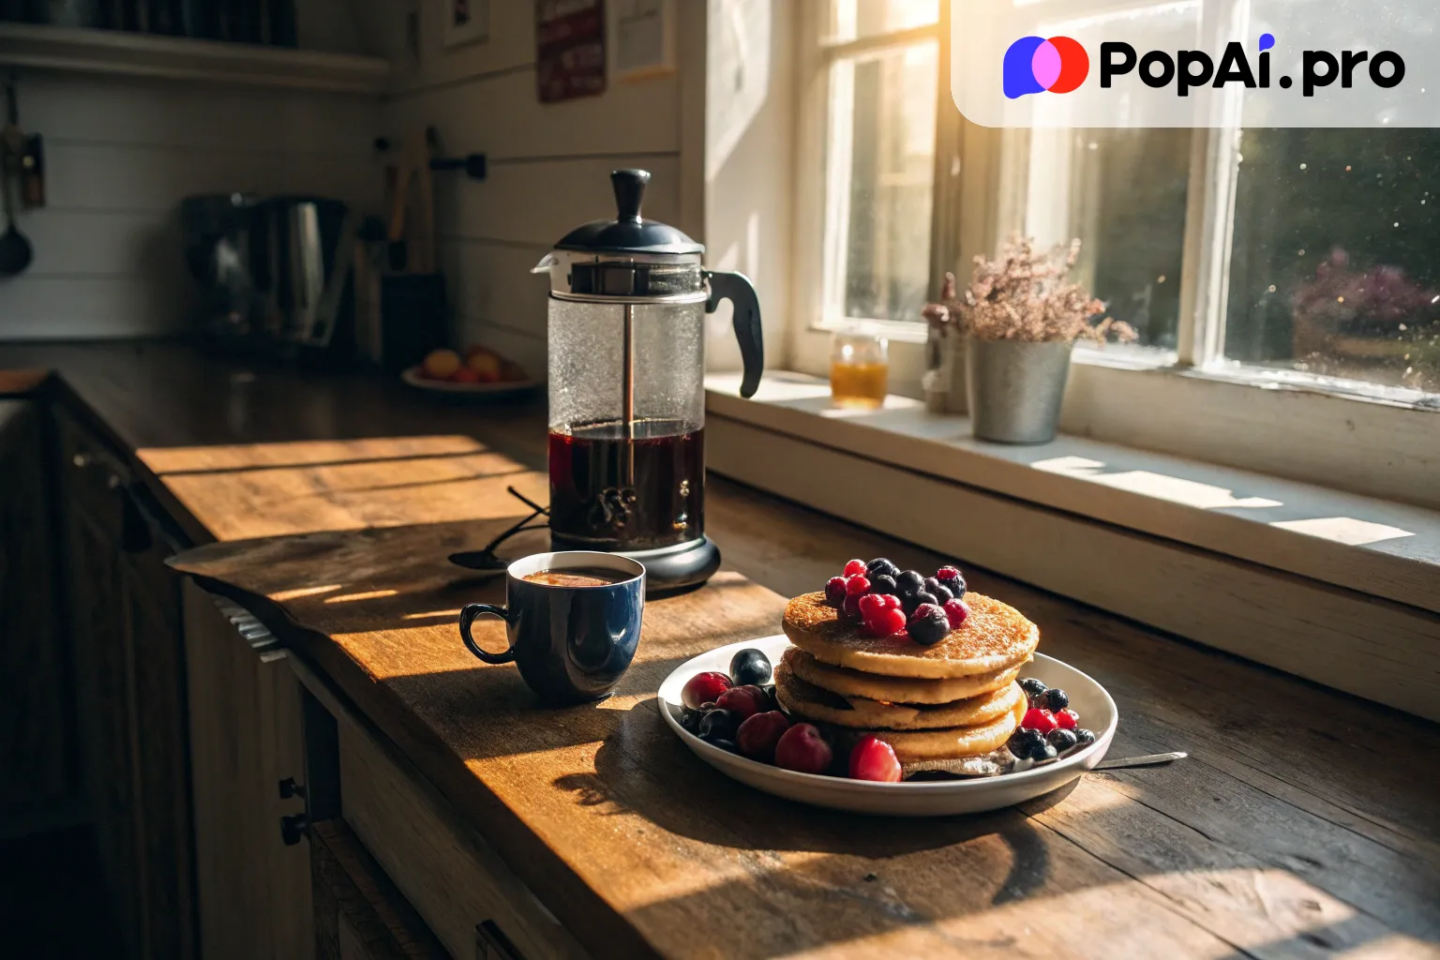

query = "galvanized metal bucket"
[965,337,1073,444]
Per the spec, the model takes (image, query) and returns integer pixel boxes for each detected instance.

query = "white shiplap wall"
[360,0,698,383]
[0,72,382,339]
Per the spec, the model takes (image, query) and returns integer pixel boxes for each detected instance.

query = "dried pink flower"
[952,237,1135,344]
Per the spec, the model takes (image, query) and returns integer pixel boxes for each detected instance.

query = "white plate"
[658,636,1117,816]
[401,365,538,397]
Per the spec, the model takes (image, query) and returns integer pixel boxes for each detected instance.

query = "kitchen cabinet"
[0,400,72,824]
[182,581,314,959]
[55,406,195,959]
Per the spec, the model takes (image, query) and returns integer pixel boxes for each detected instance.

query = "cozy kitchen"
[2,2,1438,959]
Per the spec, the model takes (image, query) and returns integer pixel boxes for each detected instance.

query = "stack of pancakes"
[777,591,1039,764]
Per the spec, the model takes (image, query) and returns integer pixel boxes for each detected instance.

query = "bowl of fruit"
[403,346,537,397]
[658,635,1117,816]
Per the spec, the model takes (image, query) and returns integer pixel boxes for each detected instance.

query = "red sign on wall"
[536,0,607,103]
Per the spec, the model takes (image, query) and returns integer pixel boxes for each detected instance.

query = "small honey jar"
[830,331,889,409]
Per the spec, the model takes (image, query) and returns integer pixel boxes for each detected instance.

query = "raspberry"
[843,559,867,577]
[943,599,970,629]
[936,565,962,583]
[1055,708,1079,731]
[1022,708,1057,734]
[845,575,871,596]
[824,577,847,606]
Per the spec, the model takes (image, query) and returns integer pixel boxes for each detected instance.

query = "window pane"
[828,0,938,43]
[826,42,938,323]
[1024,129,1191,349]
[1225,129,1440,395]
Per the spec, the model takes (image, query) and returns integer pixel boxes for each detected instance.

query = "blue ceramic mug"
[459,551,645,703]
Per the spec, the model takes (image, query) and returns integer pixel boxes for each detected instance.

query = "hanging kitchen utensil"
[0,77,32,276]
[21,134,44,209]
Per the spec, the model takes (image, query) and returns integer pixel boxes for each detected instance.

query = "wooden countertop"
[5,341,1440,959]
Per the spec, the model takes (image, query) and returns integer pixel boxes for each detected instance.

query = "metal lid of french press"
[554,169,703,256]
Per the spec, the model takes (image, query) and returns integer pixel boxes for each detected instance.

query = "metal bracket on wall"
[373,127,486,182]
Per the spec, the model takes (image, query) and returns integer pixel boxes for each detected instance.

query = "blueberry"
[907,609,950,646]
[1034,742,1059,762]
[699,708,737,741]
[680,710,702,734]
[729,648,773,687]
[867,558,900,578]
[896,570,926,594]
[1041,688,1069,712]
[923,577,945,597]
[930,583,953,604]
[1048,728,1078,752]
[913,590,938,608]
[1007,728,1046,759]
[870,574,898,596]
[1018,677,1047,702]
[1074,728,1097,748]
[706,738,738,753]
[948,576,967,599]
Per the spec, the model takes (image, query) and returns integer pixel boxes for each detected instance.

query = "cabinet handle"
[278,777,306,800]
[71,452,91,469]
[279,813,309,846]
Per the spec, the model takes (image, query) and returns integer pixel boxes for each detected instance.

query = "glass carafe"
[535,170,762,586]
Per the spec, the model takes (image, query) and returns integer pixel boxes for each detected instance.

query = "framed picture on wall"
[441,0,490,48]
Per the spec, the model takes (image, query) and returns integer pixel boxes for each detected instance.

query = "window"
[788,0,1438,503]
[814,1,941,327]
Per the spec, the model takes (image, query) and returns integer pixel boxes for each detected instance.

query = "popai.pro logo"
[1003,36,1089,99]
[1003,32,1405,100]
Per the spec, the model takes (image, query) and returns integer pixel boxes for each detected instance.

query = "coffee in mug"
[521,568,627,588]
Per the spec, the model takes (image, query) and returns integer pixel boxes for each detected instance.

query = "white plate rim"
[401,365,538,394]
[659,637,1119,793]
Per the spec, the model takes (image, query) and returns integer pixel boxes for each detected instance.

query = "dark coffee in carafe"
[547,418,704,551]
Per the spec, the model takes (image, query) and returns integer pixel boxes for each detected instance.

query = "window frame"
[786,0,1439,507]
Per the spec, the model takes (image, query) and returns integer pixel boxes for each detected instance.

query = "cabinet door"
[64,488,142,954]
[0,401,70,816]
[120,540,194,960]
[183,582,314,960]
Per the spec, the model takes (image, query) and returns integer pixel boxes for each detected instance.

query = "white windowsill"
[705,370,1440,618]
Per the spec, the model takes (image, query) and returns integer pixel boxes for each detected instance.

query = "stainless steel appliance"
[183,193,357,362]
[534,168,764,591]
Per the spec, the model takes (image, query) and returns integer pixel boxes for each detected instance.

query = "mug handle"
[459,603,517,664]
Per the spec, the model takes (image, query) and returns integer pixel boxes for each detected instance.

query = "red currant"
[848,735,903,782]
[881,594,902,610]
[845,575,871,596]
[824,576,848,606]
[866,607,907,637]
[843,559,867,577]
[857,593,886,619]
[841,594,863,620]
[936,565,962,583]
[1056,708,1079,731]
[1022,707,1057,734]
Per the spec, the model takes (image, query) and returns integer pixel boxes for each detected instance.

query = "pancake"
[774,659,1025,731]
[784,648,1021,705]
[786,693,1027,763]
[782,591,1039,679]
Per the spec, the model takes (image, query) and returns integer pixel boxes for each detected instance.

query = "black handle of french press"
[706,271,764,399]
[611,169,650,222]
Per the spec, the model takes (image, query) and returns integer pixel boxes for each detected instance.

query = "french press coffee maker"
[534,169,763,591]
